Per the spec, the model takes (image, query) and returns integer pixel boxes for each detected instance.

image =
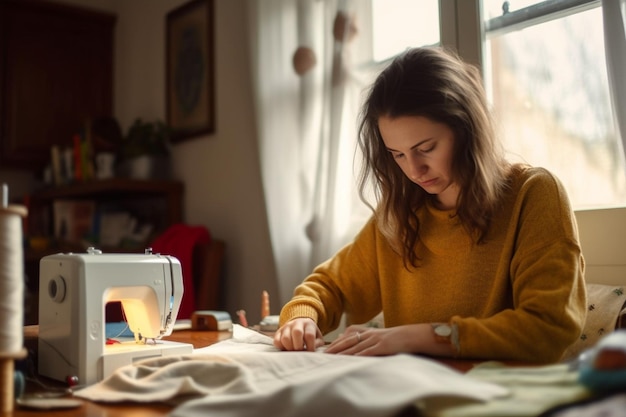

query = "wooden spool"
[0,348,27,413]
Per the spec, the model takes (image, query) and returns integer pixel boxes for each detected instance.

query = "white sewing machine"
[38,248,193,386]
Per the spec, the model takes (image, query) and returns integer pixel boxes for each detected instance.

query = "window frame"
[484,0,600,36]
[439,0,483,67]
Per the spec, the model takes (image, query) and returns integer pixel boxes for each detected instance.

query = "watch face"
[434,324,452,337]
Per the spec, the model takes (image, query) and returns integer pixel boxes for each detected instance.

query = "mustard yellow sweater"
[279,167,587,363]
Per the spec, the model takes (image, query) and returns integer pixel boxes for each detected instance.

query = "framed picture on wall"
[166,0,215,142]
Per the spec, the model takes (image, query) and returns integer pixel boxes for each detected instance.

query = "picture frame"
[166,0,215,142]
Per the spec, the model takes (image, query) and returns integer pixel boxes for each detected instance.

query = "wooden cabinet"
[23,179,184,324]
[0,0,115,171]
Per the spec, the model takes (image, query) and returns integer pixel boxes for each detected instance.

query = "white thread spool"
[0,184,28,413]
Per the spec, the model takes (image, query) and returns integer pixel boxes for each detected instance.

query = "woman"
[273,46,586,363]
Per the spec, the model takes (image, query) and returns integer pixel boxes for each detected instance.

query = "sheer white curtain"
[603,0,626,166]
[247,0,372,304]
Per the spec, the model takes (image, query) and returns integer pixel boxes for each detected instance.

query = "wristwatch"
[431,323,453,344]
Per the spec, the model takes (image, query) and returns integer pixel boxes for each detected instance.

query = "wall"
[8,0,280,325]
[113,0,279,325]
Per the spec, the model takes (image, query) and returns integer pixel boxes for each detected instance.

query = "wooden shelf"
[27,179,184,238]
[31,178,183,200]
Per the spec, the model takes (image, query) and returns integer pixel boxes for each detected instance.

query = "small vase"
[117,155,171,180]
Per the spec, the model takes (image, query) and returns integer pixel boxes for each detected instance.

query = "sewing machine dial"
[48,275,66,303]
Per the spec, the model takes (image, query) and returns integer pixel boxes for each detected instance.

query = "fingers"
[276,324,408,356]
[325,327,368,354]
[303,325,323,352]
[273,318,322,351]
[273,325,293,350]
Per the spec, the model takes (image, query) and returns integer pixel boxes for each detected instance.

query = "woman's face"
[379,115,459,210]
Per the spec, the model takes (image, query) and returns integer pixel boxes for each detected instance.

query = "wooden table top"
[10,327,479,417]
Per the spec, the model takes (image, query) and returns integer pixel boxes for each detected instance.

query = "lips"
[419,178,437,187]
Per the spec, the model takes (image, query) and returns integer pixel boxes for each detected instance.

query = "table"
[10,327,478,417]
[11,328,232,417]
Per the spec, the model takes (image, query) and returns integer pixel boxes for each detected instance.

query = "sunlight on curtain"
[247,0,371,304]
[247,0,305,304]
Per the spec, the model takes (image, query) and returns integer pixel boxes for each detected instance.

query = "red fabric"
[150,224,211,319]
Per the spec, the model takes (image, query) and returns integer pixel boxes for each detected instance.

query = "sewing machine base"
[102,340,193,381]
[39,339,193,385]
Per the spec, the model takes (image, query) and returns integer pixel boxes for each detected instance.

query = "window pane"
[371,0,439,62]
[485,6,626,208]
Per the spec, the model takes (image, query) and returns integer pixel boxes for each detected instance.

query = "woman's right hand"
[273,317,325,352]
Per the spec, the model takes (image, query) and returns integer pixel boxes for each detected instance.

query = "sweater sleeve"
[452,168,587,363]
[278,217,383,333]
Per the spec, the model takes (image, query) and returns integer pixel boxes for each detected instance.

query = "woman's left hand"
[324,324,422,356]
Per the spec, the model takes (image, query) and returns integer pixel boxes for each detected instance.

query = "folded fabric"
[428,362,592,417]
[75,326,509,417]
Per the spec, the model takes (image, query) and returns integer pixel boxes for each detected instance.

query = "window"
[482,0,626,209]
[371,0,440,62]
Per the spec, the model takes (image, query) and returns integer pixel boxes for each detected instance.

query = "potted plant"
[117,119,172,180]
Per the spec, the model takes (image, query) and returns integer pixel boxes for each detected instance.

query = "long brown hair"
[357,47,510,268]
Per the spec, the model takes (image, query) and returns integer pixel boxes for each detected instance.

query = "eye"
[388,151,404,159]
[418,143,435,154]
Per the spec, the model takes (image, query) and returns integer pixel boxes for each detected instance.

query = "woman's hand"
[324,324,416,355]
[325,323,450,356]
[273,318,325,352]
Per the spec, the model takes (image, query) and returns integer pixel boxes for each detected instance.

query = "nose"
[406,154,427,181]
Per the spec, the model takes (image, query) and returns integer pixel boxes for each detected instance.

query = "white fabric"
[75,325,508,417]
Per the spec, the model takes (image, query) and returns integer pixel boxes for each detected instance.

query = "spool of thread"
[0,184,28,412]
